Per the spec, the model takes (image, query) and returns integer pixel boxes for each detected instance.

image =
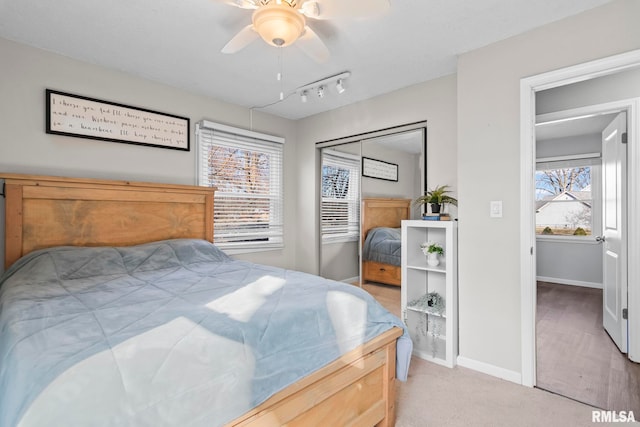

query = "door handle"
[595,236,606,242]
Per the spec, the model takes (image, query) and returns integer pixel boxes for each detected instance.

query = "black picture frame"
[362,157,399,182]
[46,89,190,151]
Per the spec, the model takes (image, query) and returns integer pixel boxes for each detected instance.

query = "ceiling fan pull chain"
[278,47,284,101]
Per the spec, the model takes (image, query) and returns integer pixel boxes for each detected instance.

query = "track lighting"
[294,71,351,103]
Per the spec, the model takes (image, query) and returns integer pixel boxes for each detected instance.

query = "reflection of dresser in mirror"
[361,198,411,286]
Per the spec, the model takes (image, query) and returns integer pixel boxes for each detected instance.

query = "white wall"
[0,37,298,272]
[295,74,458,275]
[537,240,602,287]
[361,141,421,206]
[457,0,640,377]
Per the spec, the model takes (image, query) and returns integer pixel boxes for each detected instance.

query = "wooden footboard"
[229,327,403,427]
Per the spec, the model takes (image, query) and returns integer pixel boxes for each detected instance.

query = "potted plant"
[414,184,458,214]
[420,241,443,266]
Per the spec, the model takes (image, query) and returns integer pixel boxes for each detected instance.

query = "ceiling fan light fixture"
[317,85,325,98]
[252,3,306,47]
[301,90,308,103]
[336,79,345,94]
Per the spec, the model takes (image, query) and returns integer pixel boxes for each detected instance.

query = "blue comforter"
[363,227,402,266]
[0,239,411,427]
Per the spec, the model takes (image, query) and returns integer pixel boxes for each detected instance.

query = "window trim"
[196,120,284,253]
[535,157,601,241]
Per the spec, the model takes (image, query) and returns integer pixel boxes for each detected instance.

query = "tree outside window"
[535,166,592,236]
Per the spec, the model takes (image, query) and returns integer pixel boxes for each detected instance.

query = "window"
[197,121,283,250]
[321,149,360,242]
[535,158,599,237]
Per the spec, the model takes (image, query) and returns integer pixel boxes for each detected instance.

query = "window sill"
[222,246,284,256]
[536,235,599,244]
[322,237,359,245]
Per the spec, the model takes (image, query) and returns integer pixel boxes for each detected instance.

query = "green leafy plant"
[420,241,443,255]
[413,184,458,207]
[542,226,554,235]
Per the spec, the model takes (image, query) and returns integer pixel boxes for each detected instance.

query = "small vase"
[427,252,440,267]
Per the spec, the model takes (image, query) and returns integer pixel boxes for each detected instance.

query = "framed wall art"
[362,157,399,182]
[46,89,190,151]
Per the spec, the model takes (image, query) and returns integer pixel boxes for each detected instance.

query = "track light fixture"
[294,71,351,103]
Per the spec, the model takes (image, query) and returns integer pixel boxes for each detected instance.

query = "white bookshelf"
[401,220,458,368]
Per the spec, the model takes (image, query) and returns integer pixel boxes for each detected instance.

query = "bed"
[361,198,411,287]
[0,174,411,427]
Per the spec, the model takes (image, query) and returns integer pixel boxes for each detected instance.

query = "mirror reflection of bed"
[360,198,411,317]
[361,198,411,285]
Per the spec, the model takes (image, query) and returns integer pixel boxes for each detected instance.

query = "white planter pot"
[427,252,440,266]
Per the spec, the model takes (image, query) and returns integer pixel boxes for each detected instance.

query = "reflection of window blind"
[197,121,284,250]
[321,150,360,242]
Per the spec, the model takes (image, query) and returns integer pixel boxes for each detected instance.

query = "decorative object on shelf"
[409,292,445,358]
[420,241,443,266]
[413,184,458,215]
[408,292,445,316]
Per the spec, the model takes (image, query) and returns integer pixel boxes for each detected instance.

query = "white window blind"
[197,121,284,250]
[321,149,360,242]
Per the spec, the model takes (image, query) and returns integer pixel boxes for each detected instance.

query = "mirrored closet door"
[318,124,427,285]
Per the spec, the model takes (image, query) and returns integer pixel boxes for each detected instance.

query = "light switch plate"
[490,200,503,218]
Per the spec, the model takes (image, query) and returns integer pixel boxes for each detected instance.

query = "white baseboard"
[536,276,602,289]
[341,276,360,284]
[456,356,522,385]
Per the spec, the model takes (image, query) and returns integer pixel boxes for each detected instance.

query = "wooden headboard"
[2,174,215,269]
[361,197,411,244]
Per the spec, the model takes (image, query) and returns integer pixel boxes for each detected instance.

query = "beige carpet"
[396,357,604,427]
[359,282,613,426]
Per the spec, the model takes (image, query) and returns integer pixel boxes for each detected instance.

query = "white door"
[601,112,628,353]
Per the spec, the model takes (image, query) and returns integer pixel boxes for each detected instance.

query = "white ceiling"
[536,113,617,141]
[0,0,613,120]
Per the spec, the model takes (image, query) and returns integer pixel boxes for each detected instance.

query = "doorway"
[519,49,640,390]
[533,104,638,410]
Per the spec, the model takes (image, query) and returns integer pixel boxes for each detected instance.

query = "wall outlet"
[490,200,503,218]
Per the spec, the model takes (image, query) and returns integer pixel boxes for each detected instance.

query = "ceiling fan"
[219,0,390,63]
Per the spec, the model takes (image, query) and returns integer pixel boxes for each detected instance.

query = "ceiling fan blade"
[297,26,329,63]
[221,25,259,53]
[212,0,259,9]
[309,0,389,20]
